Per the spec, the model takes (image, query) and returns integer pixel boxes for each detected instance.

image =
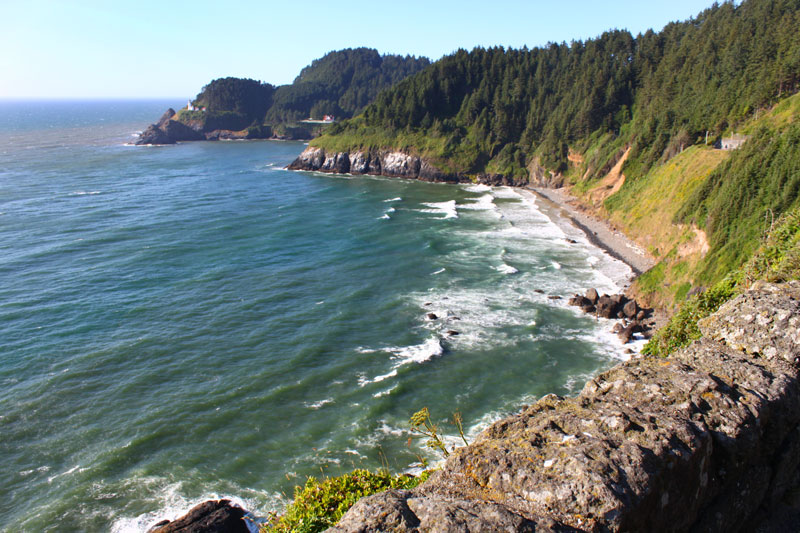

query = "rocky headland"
[286,146,531,187]
[135,109,313,145]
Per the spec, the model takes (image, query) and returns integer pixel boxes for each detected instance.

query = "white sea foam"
[420,200,458,219]
[69,191,101,196]
[373,384,398,398]
[551,261,562,270]
[355,346,378,354]
[386,207,396,213]
[384,197,402,202]
[109,476,270,533]
[390,336,444,365]
[494,263,519,275]
[459,194,496,211]
[432,268,446,275]
[47,464,82,483]
[377,421,406,436]
[358,368,398,387]
[304,398,334,409]
[491,187,523,199]
[379,214,391,220]
[464,183,492,193]
[358,336,445,386]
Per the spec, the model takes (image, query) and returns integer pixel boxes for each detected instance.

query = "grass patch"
[642,276,737,357]
[636,262,665,294]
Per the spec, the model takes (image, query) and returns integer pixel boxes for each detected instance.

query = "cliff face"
[328,281,800,532]
[287,146,530,187]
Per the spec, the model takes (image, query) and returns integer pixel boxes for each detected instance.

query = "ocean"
[0,100,635,532]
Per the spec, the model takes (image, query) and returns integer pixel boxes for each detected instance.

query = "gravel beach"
[530,187,657,277]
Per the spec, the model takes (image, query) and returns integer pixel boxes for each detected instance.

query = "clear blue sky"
[0,0,721,99]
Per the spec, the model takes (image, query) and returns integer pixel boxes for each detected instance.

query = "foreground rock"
[329,282,800,532]
[148,499,250,533]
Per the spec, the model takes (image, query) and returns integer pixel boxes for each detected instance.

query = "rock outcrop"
[288,146,554,187]
[568,288,655,343]
[328,281,800,532]
[136,108,204,145]
[148,499,250,533]
[136,109,277,145]
[288,147,469,183]
[528,157,565,188]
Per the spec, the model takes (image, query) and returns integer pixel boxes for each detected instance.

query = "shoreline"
[529,186,656,279]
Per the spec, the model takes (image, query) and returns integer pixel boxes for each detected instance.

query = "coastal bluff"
[326,281,800,532]
[287,146,535,187]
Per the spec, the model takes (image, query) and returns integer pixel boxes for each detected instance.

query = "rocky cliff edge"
[286,146,532,187]
[328,281,800,532]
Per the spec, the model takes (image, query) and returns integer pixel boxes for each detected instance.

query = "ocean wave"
[420,200,458,219]
[464,183,492,193]
[459,193,496,211]
[379,214,391,220]
[493,263,519,275]
[358,369,398,387]
[304,398,334,409]
[491,187,523,199]
[373,384,398,398]
[357,336,445,386]
[384,197,402,202]
[390,336,444,365]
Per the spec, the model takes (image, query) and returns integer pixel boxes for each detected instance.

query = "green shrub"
[264,469,430,533]
[642,276,738,357]
[643,205,800,357]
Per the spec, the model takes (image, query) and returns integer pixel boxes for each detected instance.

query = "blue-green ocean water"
[0,101,635,532]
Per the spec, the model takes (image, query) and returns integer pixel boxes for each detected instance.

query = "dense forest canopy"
[194,77,275,123]
[265,48,430,123]
[322,0,800,180]
[185,48,430,130]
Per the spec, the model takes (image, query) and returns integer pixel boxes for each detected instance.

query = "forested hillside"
[177,48,429,136]
[310,0,800,317]
[319,0,799,179]
[265,48,430,124]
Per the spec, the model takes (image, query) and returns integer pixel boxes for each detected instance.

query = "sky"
[0,0,722,99]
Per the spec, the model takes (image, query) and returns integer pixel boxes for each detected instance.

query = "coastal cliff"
[326,281,800,532]
[287,146,530,187]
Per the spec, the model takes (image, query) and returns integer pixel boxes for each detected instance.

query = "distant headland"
[136,48,429,145]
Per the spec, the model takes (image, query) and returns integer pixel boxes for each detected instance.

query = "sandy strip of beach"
[530,187,657,278]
